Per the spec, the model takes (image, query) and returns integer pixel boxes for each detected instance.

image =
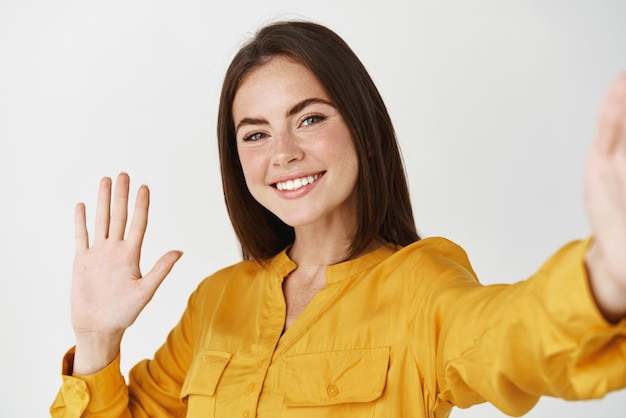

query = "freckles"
[238,150,267,183]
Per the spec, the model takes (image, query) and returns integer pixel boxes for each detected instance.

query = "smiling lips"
[275,173,323,191]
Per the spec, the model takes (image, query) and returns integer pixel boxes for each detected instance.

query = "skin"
[584,73,626,322]
[72,175,182,374]
[70,70,626,376]
[233,57,366,329]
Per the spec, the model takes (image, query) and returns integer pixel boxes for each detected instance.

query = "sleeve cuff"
[54,346,129,415]
[540,239,626,398]
[543,238,626,332]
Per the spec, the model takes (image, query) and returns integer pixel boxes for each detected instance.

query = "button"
[243,410,251,418]
[247,383,256,393]
[327,384,338,397]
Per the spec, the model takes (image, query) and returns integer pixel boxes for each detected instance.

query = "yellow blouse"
[50,237,626,417]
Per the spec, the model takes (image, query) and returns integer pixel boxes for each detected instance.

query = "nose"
[271,131,304,166]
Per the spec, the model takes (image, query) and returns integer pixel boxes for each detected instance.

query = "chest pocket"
[283,347,389,415]
[180,350,231,416]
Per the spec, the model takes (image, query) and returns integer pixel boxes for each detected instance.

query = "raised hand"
[71,173,182,374]
[585,73,626,322]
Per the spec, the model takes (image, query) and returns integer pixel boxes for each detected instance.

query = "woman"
[51,21,626,417]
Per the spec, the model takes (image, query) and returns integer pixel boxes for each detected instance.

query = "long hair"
[218,21,420,261]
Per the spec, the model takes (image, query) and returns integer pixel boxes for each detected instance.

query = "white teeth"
[276,174,320,191]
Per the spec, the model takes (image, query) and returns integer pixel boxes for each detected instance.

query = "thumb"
[141,250,184,301]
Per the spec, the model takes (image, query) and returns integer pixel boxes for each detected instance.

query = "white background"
[1,0,625,416]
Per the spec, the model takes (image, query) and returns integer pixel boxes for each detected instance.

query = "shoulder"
[389,237,478,280]
[194,258,264,294]
[181,258,268,320]
[191,249,293,298]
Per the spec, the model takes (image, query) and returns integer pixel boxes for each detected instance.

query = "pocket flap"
[180,350,232,402]
[284,347,390,406]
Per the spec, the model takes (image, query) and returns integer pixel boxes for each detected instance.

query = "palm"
[72,241,144,333]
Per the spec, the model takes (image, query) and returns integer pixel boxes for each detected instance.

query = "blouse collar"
[265,244,397,285]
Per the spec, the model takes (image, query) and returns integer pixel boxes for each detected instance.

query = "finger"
[109,173,130,240]
[596,72,626,155]
[94,177,112,242]
[127,184,150,249]
[140,250,183,303]
[74,202,89,251]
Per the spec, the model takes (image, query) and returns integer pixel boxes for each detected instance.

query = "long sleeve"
[50,285,200,417]
[51,239,626,417]
[411,239,626,416]
[49,349,131,417]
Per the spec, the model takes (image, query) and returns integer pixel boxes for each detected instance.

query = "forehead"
[232,57,330,119]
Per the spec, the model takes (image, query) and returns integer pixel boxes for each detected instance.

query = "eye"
[242,132,267,142]
[301,114,325,127]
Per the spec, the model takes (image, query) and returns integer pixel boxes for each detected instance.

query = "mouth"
[274,172,324,191]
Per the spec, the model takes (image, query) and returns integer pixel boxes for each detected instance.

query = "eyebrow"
[234,97,335,134]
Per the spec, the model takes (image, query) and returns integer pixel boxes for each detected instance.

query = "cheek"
[313,125,357,157]
[237,149,265,187]
[340,139,360,190]
[330,130,359,174]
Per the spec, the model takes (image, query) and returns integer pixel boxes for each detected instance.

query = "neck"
[288,236,350,268]
[287,217,352,267]
[288,231,382,269]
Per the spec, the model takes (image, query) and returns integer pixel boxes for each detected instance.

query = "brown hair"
[218,20,420,261]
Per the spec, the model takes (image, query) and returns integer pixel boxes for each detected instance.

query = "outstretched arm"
[71,173,183,375]
[585,73,626,322]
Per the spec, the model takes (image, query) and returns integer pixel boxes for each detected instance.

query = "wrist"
[73,331,123,375]
[585,241,626,323]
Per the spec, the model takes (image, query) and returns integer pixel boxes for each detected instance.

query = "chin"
[275,215,317,229]
[271,208,323,229]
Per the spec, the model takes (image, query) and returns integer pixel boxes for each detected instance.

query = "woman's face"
[232,56,359,231]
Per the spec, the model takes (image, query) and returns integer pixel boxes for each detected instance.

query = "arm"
[417,240,626,416]
[584,73,626,322]
[428,73,626,415]
[51,173,183,416]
